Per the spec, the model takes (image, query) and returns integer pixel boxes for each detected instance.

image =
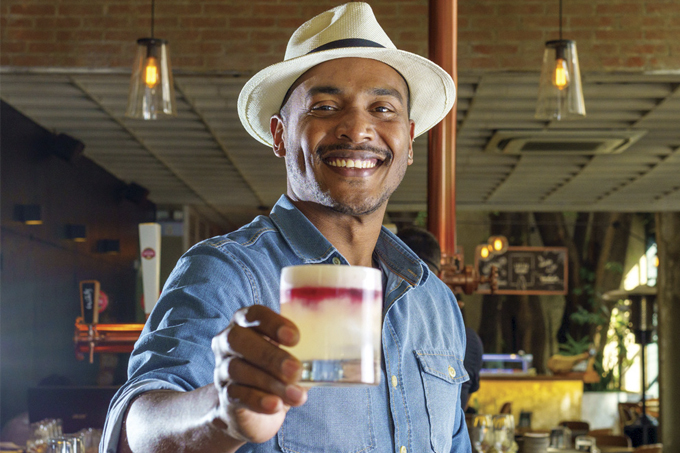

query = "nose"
[334,108,375,143]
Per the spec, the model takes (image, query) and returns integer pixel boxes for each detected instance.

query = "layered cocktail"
[280,264,382,385]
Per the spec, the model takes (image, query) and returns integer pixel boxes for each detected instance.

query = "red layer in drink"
[282,287,381,306]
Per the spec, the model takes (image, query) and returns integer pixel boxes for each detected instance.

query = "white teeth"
[327,159,377,168]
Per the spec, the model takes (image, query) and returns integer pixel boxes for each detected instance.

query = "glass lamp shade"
[125,38,177,120]
[535,40,586,120]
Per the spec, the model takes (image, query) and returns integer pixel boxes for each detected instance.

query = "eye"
[309,103,339,116]
[371,103,397,115]
[312,104,335,111]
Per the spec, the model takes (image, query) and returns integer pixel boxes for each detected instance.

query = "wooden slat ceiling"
[2,70,679,229]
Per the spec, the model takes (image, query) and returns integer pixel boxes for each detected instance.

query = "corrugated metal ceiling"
[2,69,679,229]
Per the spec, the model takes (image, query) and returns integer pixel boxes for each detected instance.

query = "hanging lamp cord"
[559,0,563,40]
[151,0,155,39]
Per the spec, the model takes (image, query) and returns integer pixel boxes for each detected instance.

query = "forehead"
[288,57,409,101]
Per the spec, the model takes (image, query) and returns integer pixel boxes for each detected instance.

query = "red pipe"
[427,0,458,260]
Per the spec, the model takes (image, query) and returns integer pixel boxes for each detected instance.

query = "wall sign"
[476,246,568,295]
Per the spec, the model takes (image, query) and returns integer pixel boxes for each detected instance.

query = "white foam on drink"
[281,264,382,291]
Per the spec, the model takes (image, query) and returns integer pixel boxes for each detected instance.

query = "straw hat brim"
[238,47,456,147]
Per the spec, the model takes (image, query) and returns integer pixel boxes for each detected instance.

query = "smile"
[326,158,379,169]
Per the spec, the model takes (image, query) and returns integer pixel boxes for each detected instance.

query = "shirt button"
[400,447,407,453]
[332,257,341,265]
[391,375,398,388]
[448,366,456,378]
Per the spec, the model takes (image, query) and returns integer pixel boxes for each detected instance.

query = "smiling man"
[102,3,470,453]
[273,58,414,223]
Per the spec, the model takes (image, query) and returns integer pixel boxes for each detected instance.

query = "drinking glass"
[550,425,572,449]
[467,414,494,453]
[493,414,515,452]
[575,435,599,453]
[77,428,102,453]
[280,264,383,385]
[45,436,84,453]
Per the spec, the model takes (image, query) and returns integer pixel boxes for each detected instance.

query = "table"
[600,448,634,453]
[546,448,634,453]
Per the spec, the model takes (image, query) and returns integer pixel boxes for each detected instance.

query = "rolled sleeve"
[100,378,185,453]
[100,243,260,453]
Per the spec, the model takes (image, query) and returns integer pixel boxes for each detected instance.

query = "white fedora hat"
[237,2,456,147]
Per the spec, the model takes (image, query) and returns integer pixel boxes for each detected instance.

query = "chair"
[588,428,613,436]
[619,402,641,433]
[633,444,663,453]
[559,420,590,439]
[645,398,660,419]
[591,434,632,448]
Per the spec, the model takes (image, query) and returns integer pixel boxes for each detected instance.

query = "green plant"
[558,334,590,355]
[563,263,629,390]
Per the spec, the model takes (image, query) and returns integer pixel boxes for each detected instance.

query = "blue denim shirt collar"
[269,195,428,289]
[269,195,337,264]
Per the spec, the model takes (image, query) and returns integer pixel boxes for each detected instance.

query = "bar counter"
[470,375,584,430]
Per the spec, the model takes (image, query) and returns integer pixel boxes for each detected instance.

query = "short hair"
[397,226,441,274]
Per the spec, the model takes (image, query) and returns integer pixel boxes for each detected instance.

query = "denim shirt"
[101,195,471,453]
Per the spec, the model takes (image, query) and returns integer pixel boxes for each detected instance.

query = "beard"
[285,144,409,217]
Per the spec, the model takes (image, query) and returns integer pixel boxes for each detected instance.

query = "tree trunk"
[533,212,589,343]
[526,295,547,373]
[479,295,501,353]
[478,212,548,374]
[593,213,632,344]
[656,212,680,451]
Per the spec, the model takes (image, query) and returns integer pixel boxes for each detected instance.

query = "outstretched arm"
[117,306,308,453]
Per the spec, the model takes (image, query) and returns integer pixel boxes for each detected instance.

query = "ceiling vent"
[484,130,647,155]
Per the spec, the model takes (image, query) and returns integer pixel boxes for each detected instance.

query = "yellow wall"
[470,378,583,430]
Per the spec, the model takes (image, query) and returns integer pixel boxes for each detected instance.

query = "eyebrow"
[371,87,404,105]
[306,86,405,105]
[306,86,342,99]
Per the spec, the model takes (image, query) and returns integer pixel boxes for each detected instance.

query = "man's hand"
[211,305,308,444]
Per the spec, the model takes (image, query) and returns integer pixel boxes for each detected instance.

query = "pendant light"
[125,0,177,120]
[535,0,586,120]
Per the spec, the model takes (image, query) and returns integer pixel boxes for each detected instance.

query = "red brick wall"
[1,0,678,72]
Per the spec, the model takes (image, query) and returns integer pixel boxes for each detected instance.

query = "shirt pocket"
[277,387,376,453]
[414,349,469,453]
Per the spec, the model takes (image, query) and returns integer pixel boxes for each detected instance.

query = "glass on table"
[27,419,52,453]
[77,428,102,453]
[45,435,84,453]
[574,435,600,453]
[493,414,515,452]
[467,414,495,453]
[550,425,573,449]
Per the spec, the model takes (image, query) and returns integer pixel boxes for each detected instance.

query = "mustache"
[315,143,392,161]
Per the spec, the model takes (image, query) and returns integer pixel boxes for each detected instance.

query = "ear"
[270,114,286,158]
[407,120,415,165]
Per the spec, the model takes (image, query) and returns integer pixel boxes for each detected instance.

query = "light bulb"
[493,238,503,252]
[480,247,490,259]
[144,56,160,88]
[552,57,570,90]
